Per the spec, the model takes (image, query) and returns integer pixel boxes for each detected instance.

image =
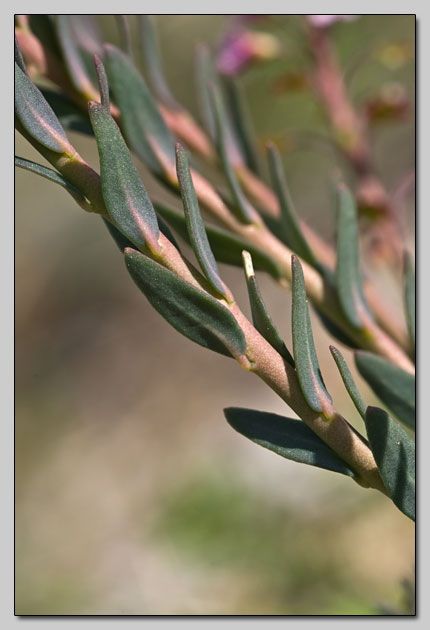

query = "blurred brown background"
[15,15,415,615]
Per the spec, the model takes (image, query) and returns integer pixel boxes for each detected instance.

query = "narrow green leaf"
[330,345,367,419]
[138,15,181,111]
[355,352,415,430]
[15,63,74,155]
[41,90,94,136]
[267,143,321,270]
[195,44,218,143]
[243,252,294,367]
[88,101,160,253]
[15,156,89,208]
[404,252,415,347]
[209,84,255,224]
[225,408,355,477]
[54,16,96,98]
[115,15,134,59]
[291,255,333,416]
[124,248,248,360]
[223,77,261,176]
[14,34,27,74]
[336,183,373,329]
[365,406,415,520]
[94,54,110,111]
[175,144,228,299]
[155,202,283,280]
[104,43,175,176]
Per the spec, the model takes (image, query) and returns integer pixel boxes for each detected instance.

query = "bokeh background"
[15,15,415,615]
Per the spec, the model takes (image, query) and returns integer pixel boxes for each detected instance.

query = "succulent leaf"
[243,252,294,366]
[291,255,333,417]
[15,63,73,155]
[138,15,180,110]
[104,43,175,176]
[124,248,247,360]
[223,77,261,176]
[175,144,229,299]
[330,345,367,419]
[209,84,255,224]
[155,203,283,280]
[88,101,160,252]
[267,143,321,270]
[365,406,415,521]
[225,408,355,476]
[355,352,415,430]
[336,183,373,329]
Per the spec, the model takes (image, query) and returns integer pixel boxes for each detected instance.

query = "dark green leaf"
[225,408,355,477]
[243,252,294,366]
[223,77,261,176]
[175,143,228,299]
[155,202,283,280]
[330,345,366,419]
[365,406,415,520]
[54,15,96,98]
[15,63,73,155]
[104,43,175,176]
[336,183,373,329]
[209,84,255,224]
[15,156,88,208]
[124,248,248,360]
[138,15,181,111]
[88,101,159,252]
[41,90,94,136]
[291,255,333,416]
[355,352,415,430]
[404,252,415,347]
[267,143,321,270]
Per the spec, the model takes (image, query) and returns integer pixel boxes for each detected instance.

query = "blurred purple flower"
[217,28,280,76]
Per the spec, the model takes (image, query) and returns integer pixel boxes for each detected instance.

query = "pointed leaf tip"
[292,255,333,417]
[175,142,229,300]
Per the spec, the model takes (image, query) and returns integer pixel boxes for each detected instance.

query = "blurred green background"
[15,15,415,615]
